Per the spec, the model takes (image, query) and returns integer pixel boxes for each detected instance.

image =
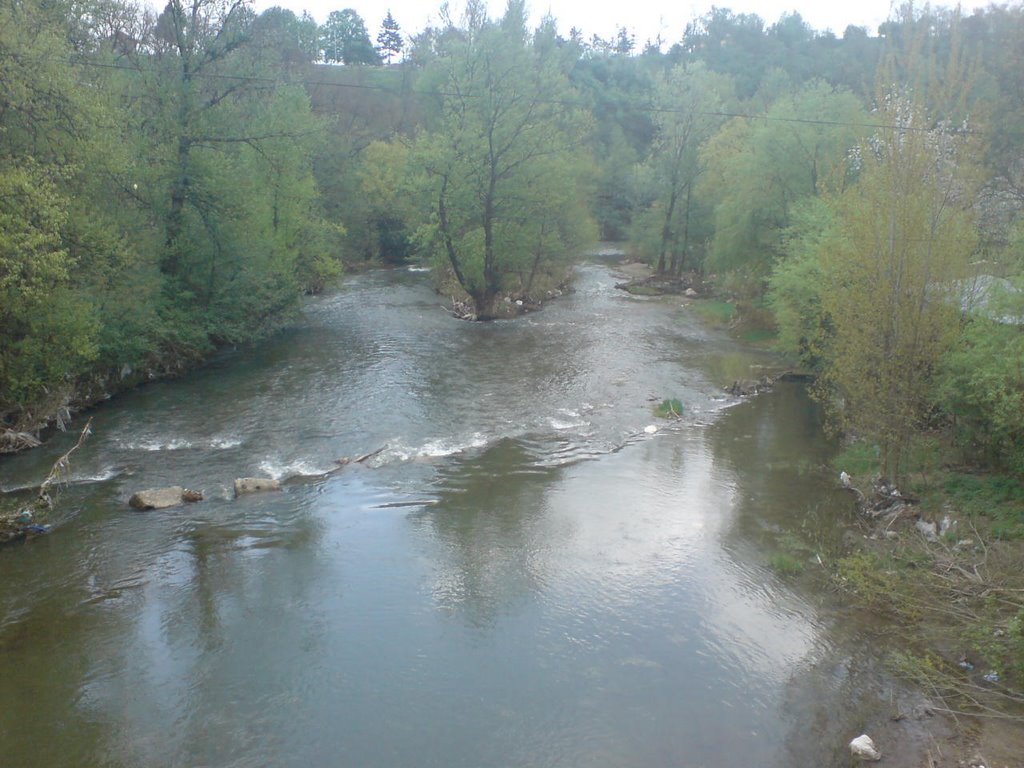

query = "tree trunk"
[472,288,498,320]
[163,134,191,275]
[673,184,693,276]
[437,174,469,290]
[657,185,678,276]
[524,222,546,297]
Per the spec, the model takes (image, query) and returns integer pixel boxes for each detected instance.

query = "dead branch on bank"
[0,419,92,542]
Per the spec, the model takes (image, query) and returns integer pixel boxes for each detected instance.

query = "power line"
[45,51,982,136]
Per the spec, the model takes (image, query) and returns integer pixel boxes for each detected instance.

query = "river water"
[1,259,908,766]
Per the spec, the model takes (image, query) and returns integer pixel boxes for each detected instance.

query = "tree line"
[2,0,1024,482]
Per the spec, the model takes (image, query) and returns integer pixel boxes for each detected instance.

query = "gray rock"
[849,734,881,761]
[129,486,202,510]
[234,477,281,496]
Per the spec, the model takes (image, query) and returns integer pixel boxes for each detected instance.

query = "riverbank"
[0,344,208,456]
[836,448,1024,749]
[620,258,1024,765]
[752,433,1024,765]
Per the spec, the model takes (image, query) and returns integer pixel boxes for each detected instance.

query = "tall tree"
[141,0,337,325]
[321,8,379,64]
[415,0,593,318]
[376,9,402,64]
[700,81,866,285]
[817,94,978,482]
[632,63,727,275]
[251,6,318,64]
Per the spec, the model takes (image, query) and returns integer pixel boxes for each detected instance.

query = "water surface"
[0,260,894,767]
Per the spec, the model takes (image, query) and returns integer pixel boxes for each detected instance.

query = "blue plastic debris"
[24,524,51,534]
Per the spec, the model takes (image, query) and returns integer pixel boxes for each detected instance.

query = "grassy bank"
[800,437,1024,759]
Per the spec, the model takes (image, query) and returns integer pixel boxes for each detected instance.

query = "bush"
[653,398,684,419]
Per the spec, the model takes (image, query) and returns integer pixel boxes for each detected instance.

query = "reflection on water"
[1,262,907,766]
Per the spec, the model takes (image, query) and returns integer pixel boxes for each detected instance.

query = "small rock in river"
[234,477,282,496]
[849,734,882,761]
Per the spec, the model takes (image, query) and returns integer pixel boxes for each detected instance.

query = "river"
[0,258,920,766]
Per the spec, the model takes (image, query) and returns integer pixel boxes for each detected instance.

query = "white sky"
[250,0,981,47]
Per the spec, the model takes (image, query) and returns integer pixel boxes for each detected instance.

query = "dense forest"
[2,0,1023,485]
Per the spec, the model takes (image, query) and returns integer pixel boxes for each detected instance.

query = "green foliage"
[321,8,380,64]
[815,93,978,482]
[653,399,684,419]
[833,441,881,477]
[0,0,339,429]
[700,81,866,280]
[413,1,596,317]
[768,552,805,575]
[767,197,840,367]
[376,10,403,63]
[935,318,1024,475]
[692,300,736,326]
[629,64,727,275]
[739,327,777,344]
[835,551,908,615]
[943,472,1024,540]
[569,49,657,239]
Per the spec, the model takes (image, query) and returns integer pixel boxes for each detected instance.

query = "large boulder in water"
[129,486,202,510]
[234,477,281,496]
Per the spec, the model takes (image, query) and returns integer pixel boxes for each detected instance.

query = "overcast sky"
[250,0,979,47]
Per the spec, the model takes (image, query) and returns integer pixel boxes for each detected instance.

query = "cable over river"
[0,257,928,766]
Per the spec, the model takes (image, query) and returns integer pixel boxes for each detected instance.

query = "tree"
[140,0,338,328]
[321,8,379,64]
[251,6,318,64]
[376,9,402,64]
[0,0,103,423]
[415,0,594,318]
[816,94,978,482]
[700,81,866,285]
[632,63,727,275]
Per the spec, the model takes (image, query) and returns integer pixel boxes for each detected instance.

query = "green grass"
[653,398,684,419]
[943,472,1024,539]
[769,552,805,575]
[693,299,736,325]
[740,326,778,344]
[833,441,881,477]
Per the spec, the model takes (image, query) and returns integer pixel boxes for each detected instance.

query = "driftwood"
[1,418,92,542]
[726,371,816,398]
[0,429,42,454]
[36,418,92,508]
[447,297,476,321]
[333,445,387,470]
[354,445,386,464]
[615,272,704,296]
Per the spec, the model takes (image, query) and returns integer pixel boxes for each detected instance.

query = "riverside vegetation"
[3,0,1024,731]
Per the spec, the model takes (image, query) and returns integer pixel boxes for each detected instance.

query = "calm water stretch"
[2,257,908,767]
